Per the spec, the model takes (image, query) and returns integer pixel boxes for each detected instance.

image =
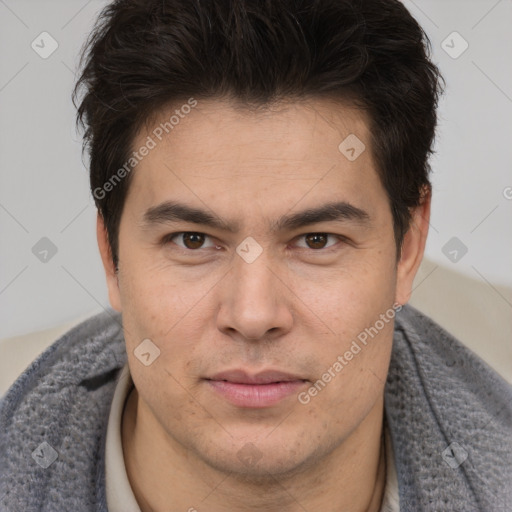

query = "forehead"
[138,96,370,164]
[124,97,384,222]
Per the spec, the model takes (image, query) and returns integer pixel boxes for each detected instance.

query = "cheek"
[118,253,203,336]
[297,253,396,335]
[295,258,396,405]
[117,264,206,391]
[130,361,207,451]
[121,287,206,431]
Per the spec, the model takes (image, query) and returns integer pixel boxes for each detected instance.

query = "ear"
[96,212,122,312]
[395,187,431,305]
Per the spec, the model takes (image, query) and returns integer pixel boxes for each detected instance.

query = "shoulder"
[387,304,512,509]
[393,303,512,403]
[0,309,126,511]
[1,309,126,417]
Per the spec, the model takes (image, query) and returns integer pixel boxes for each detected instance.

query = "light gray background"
[1,0,511,338]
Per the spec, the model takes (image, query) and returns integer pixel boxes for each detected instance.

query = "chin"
[195,434,321,483]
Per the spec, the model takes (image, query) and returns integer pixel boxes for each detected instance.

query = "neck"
[122,389,387,512]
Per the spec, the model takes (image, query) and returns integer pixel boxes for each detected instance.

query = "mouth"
[205,369,308,408]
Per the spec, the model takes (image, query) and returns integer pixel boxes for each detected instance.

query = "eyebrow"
[140,200,371,233]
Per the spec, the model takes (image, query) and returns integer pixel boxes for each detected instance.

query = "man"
[1,0,511,511]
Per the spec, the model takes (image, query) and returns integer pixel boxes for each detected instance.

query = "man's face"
[101,98,422,478]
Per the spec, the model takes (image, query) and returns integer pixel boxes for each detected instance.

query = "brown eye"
[304,233,329,249]
[181,232,205,249]
[164,232,219,252]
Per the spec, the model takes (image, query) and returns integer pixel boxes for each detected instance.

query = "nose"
[216,249,293,342]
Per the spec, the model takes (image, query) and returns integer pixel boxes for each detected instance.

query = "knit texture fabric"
[1,305,511,511]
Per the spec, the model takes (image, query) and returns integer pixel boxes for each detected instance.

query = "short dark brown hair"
[73,0,444,268]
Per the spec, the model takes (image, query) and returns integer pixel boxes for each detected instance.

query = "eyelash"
[161,232,347,253]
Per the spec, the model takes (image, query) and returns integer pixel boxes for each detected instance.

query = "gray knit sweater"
[1,305,511,511]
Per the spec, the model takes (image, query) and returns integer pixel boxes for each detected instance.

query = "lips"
[207,369,306,384]
[205,369,308,408]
